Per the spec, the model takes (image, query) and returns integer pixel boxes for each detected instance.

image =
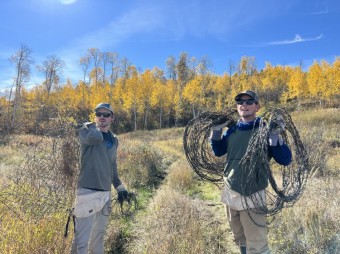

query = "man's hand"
[211,119,232,141]
[116,184,128,204]
[77,122,96,131]
[269,115,285,146]
[118,190,129,204]
[212,119,233,131]
[270,118,285,135]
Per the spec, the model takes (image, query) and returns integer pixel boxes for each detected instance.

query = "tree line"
[0,44,339,134]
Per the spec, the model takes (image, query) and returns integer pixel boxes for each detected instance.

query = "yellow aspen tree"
[121,66,141,130]
[48,79,79,122]
[205,75,218,110]
[0,97,7,112]
[23,84,49,125]
[89,67,104,87]
[208,74,231,111]
[306,61,325,105]
[199,74,213,111]
[261,63,275,101]
[331,57,340,98]
[0,96,8,128]
[19,87,36,131]
[111,77,125,113]
[92,83,113,111]
[237,72,249,93]
[287,66,307,108]
[175,52,190,126]
[165,79,178,126]
[236,56,257,93]
[62,80,79,106]
[182,76,201,118]
[139,69,156,129]
[280,66,294,103]
[150,76,174,128]
[75,81,91,108]
[249,72,263,97]
[322,60,339,105]
[230,74,242,100]
[261,63,288,103]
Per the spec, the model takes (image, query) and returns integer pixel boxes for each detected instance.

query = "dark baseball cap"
[234,90,259,102]
[94,103,114,114]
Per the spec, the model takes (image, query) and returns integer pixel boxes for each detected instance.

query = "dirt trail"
[107,133,238,253]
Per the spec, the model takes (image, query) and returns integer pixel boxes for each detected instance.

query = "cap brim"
[235,93,258,102]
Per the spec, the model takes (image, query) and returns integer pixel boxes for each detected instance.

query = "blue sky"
[0,0,339,92]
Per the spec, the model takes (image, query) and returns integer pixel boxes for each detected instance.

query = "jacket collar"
[237,117,261,130]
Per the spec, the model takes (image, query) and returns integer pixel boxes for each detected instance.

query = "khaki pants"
[225,205,271,254]
[71,189,111,254]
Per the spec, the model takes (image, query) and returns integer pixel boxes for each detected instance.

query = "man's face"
[95,108,113,128]
[236,95,260,122]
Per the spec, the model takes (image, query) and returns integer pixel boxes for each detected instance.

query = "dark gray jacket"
[77,123,123,191]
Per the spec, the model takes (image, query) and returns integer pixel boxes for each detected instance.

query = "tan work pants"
[225,205,271,254]
[70,188,111,254]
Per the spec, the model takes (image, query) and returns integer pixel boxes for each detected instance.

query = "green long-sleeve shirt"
[77,123,122,191]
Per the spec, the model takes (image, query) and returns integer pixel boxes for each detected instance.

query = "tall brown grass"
[127,186,233,254]
[267,108,340,253]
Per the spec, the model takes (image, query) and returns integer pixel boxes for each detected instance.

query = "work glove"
[77,122,96,131]
[116,184,129,204]
[210,119,232,140]
[268,116,285,146]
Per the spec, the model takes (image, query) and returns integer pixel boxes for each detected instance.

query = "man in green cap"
[210,91,292,254]
[71,103,128,254]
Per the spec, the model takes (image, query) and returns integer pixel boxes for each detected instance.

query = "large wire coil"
[183,107,310,216]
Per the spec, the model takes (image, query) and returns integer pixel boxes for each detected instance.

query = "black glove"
[118,190,129,204]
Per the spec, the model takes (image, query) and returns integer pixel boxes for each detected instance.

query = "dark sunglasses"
[95,112,112,118]
[236,99,257,105]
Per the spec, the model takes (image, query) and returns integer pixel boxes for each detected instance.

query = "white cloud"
[266,33,323,45]
[303,8,329,15]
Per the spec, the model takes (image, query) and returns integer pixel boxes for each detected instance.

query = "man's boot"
[240,245,247,254]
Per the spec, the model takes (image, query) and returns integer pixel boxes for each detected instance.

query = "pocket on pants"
[74,191,110,218]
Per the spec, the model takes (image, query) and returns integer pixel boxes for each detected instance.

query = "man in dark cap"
[71,103,128,254]
[210,90,292,254]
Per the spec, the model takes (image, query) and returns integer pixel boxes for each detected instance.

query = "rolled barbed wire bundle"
[241,107,310,216]
[183,107,310,217]
[183,109,239,183]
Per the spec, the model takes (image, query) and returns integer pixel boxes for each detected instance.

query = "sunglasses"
[95,112,112,118]
[236,99,257,105]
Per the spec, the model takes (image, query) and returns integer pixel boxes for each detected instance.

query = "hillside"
[0,108,339,253]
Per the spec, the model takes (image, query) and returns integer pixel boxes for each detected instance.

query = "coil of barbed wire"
[183,109,239,184]
[183,107,310,217]
[241,107,310,216]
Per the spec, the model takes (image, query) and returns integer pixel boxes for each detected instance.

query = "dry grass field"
[0,108,339,253]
